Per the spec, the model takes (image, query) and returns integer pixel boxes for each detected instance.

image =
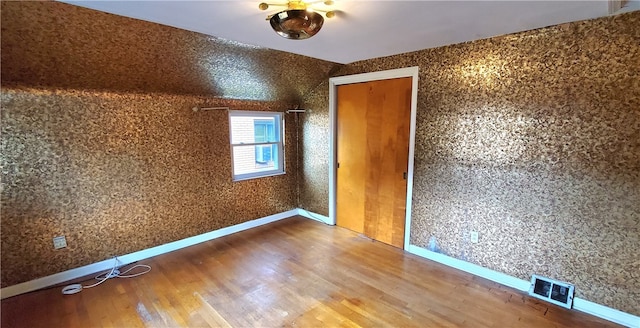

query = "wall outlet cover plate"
[53,236,67,249]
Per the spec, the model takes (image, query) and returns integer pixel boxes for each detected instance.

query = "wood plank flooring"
[1,216,619,327]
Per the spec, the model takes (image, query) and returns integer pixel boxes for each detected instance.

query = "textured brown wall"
[0,1,337,287]
[1,87,298,286]
[0,1,338,102]
[298,85,331,215]
[300,12,640,315]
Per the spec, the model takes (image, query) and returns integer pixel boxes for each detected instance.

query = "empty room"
[1,1,638,327]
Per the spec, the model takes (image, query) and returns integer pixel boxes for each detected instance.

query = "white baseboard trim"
[3,212,637,327]
[406,245,530,291]
[297,209,331,225]
[406,245,639,328]
[0,209,299,300]
[573,298,640,328]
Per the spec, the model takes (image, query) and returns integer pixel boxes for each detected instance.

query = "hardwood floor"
[1,216,619,327]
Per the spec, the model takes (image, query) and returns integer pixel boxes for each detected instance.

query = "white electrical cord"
[61,257,151,295]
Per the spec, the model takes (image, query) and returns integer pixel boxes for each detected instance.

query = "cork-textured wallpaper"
[0,1,338,287]
[1,87,299,286]
[0,1,338,102]
[298,83,331,215]
[300,12,640,315]
[2,0,638,317]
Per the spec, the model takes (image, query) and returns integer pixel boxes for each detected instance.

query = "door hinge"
[403,172,407,179]
[337,162,340,168]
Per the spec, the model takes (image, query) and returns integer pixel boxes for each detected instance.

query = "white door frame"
[328,66,419,250]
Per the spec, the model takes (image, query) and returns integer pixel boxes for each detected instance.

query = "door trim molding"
[328,67,419,249]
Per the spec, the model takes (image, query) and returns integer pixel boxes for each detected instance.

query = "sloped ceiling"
[0,1,339,102]
[59,1,639,64]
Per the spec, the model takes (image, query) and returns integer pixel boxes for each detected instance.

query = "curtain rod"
[192,106,307,114]
[192,106,229,112]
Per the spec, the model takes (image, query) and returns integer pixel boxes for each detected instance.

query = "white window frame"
[228,110,285,181]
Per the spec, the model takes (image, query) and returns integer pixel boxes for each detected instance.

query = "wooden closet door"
[336,77,412,248]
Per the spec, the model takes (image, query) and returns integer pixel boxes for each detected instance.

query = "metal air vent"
[529,274,575,309]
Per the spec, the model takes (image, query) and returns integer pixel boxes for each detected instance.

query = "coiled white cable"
[62,257,151,295]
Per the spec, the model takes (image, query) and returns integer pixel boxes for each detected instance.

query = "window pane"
[255,144,273,163]
[254,124,267,142]
[230,116,279,144]
[232,144,280,176]
[228,110,284,181]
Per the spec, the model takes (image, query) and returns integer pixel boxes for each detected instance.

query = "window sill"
[232,171,286,182]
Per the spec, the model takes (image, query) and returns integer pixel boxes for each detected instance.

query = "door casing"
[328,67,419,250]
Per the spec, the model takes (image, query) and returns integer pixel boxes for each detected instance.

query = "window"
[228,110,284,181]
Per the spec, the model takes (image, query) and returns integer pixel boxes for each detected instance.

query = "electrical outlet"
[470,231,479,243]
[53,236,67,249]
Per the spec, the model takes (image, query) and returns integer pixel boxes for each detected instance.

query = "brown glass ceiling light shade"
[269,10,324,40]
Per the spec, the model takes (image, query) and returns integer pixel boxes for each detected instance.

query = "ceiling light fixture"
[259,1,336,40]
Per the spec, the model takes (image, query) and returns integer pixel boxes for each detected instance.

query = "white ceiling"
[59,1,638,64]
